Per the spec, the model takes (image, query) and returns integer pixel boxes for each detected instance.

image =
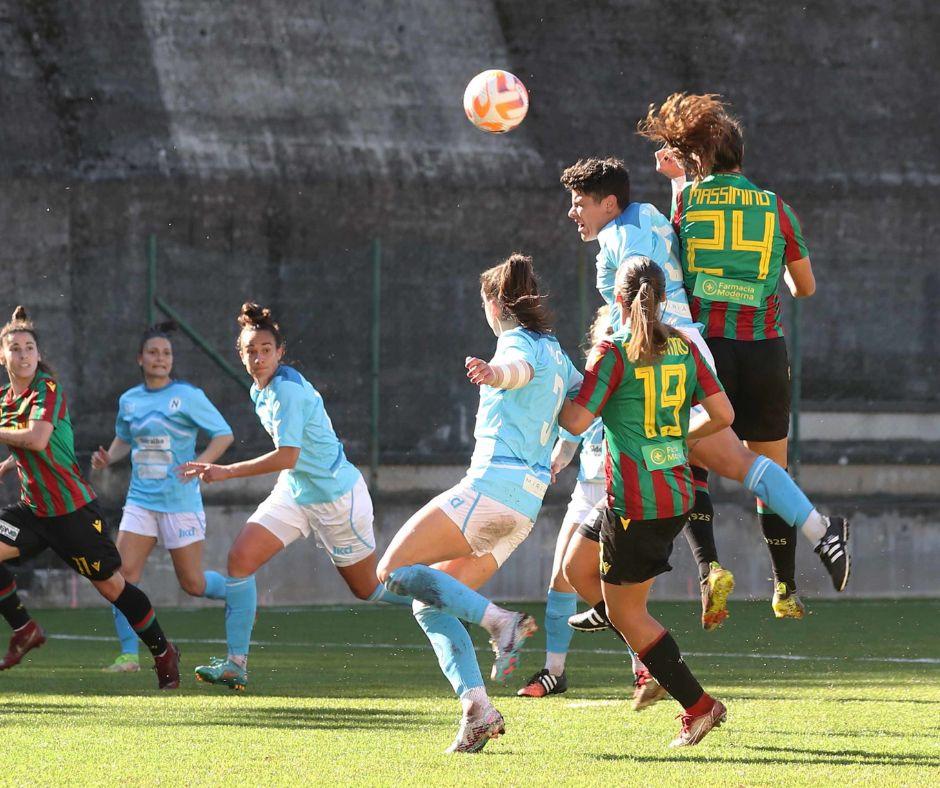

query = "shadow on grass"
[594,744,940,769]
[0,701,437,731]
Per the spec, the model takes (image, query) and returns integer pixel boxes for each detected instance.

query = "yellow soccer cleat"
[772,581,806,619]
[701,562,735,631]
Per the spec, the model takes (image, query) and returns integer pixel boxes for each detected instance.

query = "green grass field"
[0,599,937,786]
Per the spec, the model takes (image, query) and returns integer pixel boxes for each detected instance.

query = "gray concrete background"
[0,1,937,467]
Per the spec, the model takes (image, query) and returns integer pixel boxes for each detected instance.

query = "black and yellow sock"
[683,468,718,581]
[113,583,168,657]
[758,499,797,588]
[0,565,31,630]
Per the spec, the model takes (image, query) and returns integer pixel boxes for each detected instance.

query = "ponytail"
[615,257,673,364]
[480,253,553,334]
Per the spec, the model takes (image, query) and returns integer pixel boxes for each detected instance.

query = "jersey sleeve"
[269,382,308,448]
[114,395,132,442]
[27,378,61,423]
[573,341,624,415]
[689,343,724,404]
[492,331,537,367]
[777,199,809,262]
[185,388,233,437]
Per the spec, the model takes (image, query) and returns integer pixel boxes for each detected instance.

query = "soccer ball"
[463,69,529,133]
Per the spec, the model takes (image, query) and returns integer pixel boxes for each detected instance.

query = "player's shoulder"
[33,371,61,395]
[272,365,307,388]
[586,338,622,370]
[120,383,147,401]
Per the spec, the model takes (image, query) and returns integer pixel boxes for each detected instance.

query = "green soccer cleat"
[701,562,735,631]
[194,657,248,691]
[102,652,141,673]
[772,582,806,620]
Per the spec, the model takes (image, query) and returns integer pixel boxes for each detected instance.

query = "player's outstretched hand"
[91,446,110,470]
[178,462,231,484]
[655,147,685,180]
[465,356,496,387]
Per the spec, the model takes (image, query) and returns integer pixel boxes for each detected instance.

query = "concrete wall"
[0,1,936,471]
[13,467,939,607]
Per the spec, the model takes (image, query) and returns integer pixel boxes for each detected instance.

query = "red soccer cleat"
[153,642,181,689]
[670,698,727,747]
[0,620,46,671]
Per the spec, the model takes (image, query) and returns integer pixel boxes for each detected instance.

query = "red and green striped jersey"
[573,332,722,521]
[673,173,809,341]
[0,371,96,517]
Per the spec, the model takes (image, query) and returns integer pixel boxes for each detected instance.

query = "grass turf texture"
[0,599,937,786]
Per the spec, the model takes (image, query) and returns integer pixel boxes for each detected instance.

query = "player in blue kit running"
[377,254,582,753]
[179,303,411,690]
[92,321,233,673]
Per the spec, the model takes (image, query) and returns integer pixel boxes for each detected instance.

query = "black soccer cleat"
[517,669,568,698]
[567,606,610,633]
[815,517,851,592]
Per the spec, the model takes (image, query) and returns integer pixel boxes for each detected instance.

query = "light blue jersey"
[465,328,582,520]
[559,418,605,484]
[116,380,232,513]
[595,202,701,334]
[251,365,361,505]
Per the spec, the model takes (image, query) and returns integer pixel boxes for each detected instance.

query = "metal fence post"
[147,234,157,326]
[370,239,381,493]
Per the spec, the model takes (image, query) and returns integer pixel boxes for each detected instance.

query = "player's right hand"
[655,147,685,180]
[91,446,110,470]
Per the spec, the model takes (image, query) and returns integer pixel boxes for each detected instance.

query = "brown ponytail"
[615,257,675,364]
[236,302,285,350]
[480,253,553,334]
[637,92,744,180]
[0,306,56,379]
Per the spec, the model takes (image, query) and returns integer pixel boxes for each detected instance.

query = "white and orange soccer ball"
[463,69,529,133]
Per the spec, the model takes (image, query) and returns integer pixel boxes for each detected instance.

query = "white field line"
[46,633,940,665]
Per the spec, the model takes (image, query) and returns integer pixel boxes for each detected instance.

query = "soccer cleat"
[489,612,538,683]
[632,669,669,711]
[815,516,851,592]
[153,642,181,689]
[701,562,735,631]
[195,656,247,691]
[670,698,727,747]
[0,620,46,671]
[517,668,568,697]
[567,606,610,633]
[102,653,141,673]
[772,581,806,619]
[445,706,505,754]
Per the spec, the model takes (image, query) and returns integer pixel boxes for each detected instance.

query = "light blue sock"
[743,456,813,527]
[386,565,489,624]
[545,589,578,655]
[203,570,226,600]
[367,582,412,607]
[413,601,484,696]
[112,606,138,655]
[224,575,257,656]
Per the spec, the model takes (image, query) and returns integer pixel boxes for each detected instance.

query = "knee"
[179,574,205,597]
[375,557,396,586]
[94,572,125,602]
[227,546,253,578]
[120,565,142,585]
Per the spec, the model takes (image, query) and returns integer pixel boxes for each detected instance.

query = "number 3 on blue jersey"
[540,373,567,445]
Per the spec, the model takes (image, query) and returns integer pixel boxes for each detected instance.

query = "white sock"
[545,652,566,675]
[228,653,248,669]
[631,652,647,674]
[460,686,490,718]
[480,603,513,636]
[800,510,828,544]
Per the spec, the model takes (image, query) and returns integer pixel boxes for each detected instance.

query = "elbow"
[718,403,735,431]
[27,437,50,452]
[794,282,816,298]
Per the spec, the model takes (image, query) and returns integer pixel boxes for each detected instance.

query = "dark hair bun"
[238,302,273,328]
[153,320,177,334]
[11,306,28,322]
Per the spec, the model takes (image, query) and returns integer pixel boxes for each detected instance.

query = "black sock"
[0,565,31,630]
[113,583,168,657]
[759,505,797,588]
[683,470,718,580]
[638,630,704,709]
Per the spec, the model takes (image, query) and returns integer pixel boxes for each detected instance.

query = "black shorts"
[577,507,603,543]
[0,500,121,581]
[598,507,688,585]
[706,336,790,442]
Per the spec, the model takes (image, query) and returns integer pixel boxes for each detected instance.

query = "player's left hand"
[177,462,231,483]
[465,356,495,386]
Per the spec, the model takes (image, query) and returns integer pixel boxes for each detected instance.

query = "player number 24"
[685,209,776,280]
[634,364,686,439]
